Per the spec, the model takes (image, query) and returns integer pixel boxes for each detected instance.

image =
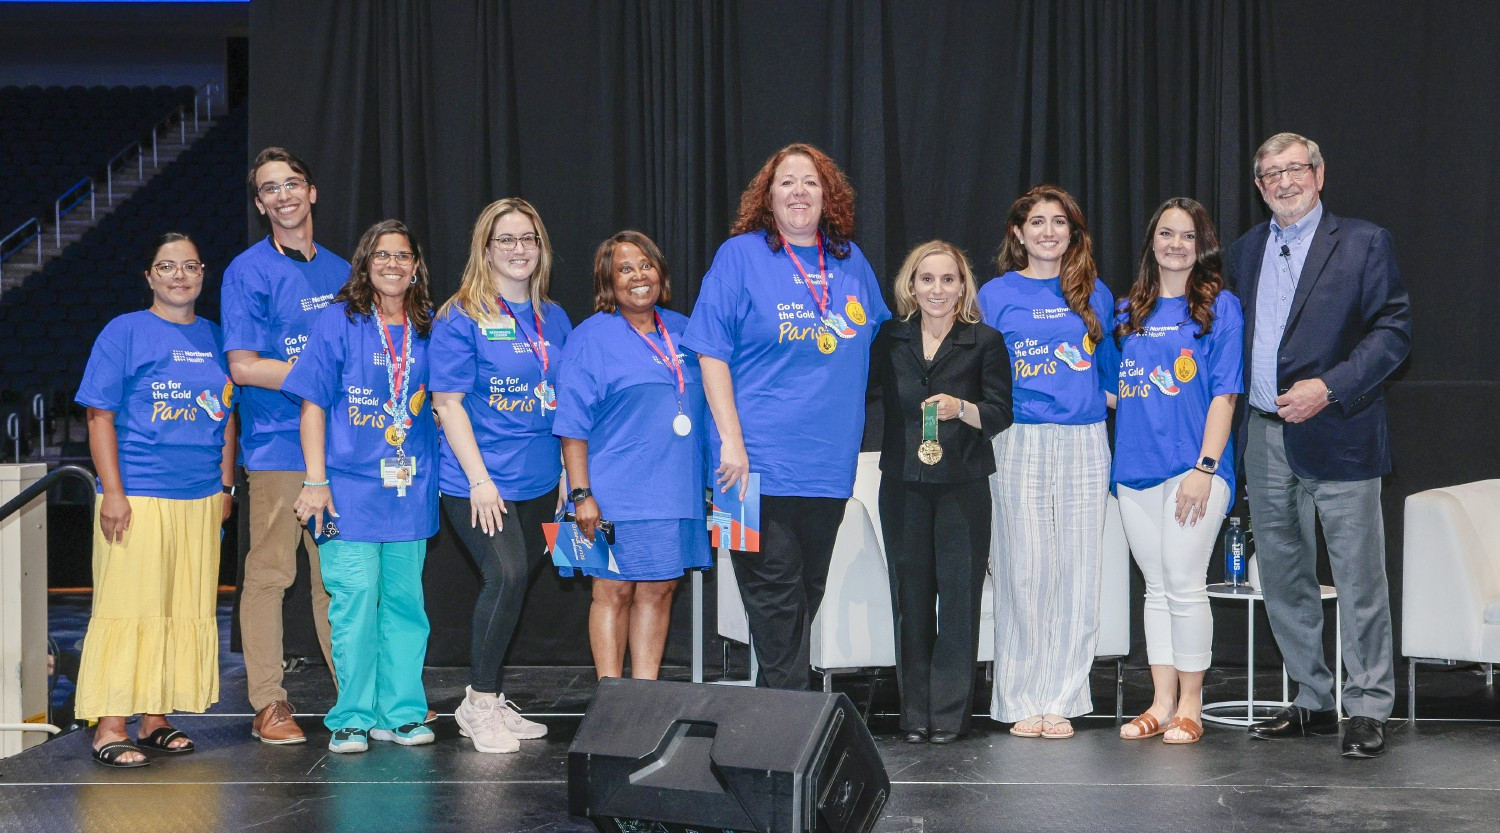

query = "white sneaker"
[455,686,519,753]
[497,694,548,740]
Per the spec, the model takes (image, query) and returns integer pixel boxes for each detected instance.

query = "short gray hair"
[1253,132,1323,178]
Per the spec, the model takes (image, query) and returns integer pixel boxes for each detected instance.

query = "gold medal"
[918,400,942,465]
[1083,333,1098,355]
[222,380,235,408]
[385,424,406,447]
[817,331,837,354]
[918,440,943,465]
[1173,348,1198,383]
[409,386,427,415]
[844,294,867,326]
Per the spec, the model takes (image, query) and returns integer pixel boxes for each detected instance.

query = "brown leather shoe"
[251,700,306,745]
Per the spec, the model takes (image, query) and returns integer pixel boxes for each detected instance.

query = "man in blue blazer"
[1229,132,1411,758]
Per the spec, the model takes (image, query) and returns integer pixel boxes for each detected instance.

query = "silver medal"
[672,412,692,437]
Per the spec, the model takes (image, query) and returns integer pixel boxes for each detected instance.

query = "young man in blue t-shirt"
[221,147,351,744]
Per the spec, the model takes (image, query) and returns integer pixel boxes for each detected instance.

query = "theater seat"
[1402,479,1500,720]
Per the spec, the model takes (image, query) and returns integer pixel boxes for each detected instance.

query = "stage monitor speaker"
[568,677,889,833]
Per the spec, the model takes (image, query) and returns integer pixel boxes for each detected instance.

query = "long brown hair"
[591,230,671,313]
[731,142,856,259]
[1115,197,1224,344]
[997,184,1103,345]
[437,197,556,324]
[336,219,434,337]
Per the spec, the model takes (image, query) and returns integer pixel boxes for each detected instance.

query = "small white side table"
[1200,583,1340,727]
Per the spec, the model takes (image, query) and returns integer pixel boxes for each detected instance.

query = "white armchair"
[1401,479,1500,720]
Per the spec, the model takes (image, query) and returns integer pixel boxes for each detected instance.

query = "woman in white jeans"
[1103,197,1243,744]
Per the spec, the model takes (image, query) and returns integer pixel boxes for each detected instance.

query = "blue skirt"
[581,518,711,581]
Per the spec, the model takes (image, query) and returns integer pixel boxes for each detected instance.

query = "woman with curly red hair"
[977,185,1114,739]
[682,142,890,689]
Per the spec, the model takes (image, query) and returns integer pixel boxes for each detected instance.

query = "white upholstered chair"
[1401,479,1500,719]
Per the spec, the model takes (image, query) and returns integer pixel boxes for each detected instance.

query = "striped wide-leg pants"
[988,421,1109,722]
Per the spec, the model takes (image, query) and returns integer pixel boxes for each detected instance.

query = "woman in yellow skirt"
[74,232,237,767]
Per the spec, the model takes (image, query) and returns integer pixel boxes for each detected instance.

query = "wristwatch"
[568,487,593,504]
[1326,387,1338,404]
[222,484,236,496]
[1197,456,1218,474]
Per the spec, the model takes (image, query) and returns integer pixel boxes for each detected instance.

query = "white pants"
[1116,471,1230,673]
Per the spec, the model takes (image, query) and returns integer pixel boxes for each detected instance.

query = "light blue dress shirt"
[1249,201,1324,412]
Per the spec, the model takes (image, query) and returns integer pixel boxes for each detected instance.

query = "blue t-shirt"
[680,232,891,498]
[430,299,573,500]
[282,302,439,543]
[220,238,349,471]
[553,309,708,523]
[976,271,1113,425]
[75,311,233,500]
[1100,292,1245,502]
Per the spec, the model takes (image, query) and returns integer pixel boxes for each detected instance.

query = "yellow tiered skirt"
[75,494,222,720]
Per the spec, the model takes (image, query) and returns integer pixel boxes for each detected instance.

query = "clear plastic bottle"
[1224,517,1247,587]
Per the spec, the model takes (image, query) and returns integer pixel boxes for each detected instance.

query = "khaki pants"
[241,469,335,710]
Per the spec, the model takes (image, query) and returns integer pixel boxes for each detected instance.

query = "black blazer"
[1228,208,1412,480]
[869,317,1013,483]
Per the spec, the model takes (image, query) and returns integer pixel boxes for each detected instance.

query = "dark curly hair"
[1114,197,1224,344]
[731,142,855,259]
[591,230,671,313]
[997,184,1103,346]
[336,219,434,337]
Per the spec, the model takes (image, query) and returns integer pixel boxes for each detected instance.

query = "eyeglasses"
[1257,163,1317,186]
[153,261,204,277]
[371,250,415,265]
[490,233,540,251]
[256,178,309,198]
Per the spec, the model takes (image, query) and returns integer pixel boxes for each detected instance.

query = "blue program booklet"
[709,473,761,552]
[544,521,621,577]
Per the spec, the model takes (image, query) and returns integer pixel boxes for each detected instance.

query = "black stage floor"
[5,659,1500,832]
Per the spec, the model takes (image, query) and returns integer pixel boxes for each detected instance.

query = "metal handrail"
[0,217,42,267]
[191,80,222,132]
[0,464,94,525]
[52,178,96,247]
[104,142,142,205]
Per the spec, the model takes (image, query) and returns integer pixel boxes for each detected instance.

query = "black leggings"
[441,491,555,693]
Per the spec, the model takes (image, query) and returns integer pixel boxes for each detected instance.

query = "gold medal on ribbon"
[385,424,407,447]
[817,331,837,354]
[844,294,867,326]
[1173,348,1198,383]
[917,400,943,465]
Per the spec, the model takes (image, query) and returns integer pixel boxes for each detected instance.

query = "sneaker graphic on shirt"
[822,311,857,338]
[195,390,226,421]
[1149,365,1181,396]
[1054,341,1092,371]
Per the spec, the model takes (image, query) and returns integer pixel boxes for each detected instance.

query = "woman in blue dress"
[286,219,439,753]
[553,230,710,680]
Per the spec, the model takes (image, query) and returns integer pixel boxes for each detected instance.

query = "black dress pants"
[730,495,846,690]
[877,477,990,733]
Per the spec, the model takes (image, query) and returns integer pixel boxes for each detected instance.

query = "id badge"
[380,456,418,497]
[480,316,517,341]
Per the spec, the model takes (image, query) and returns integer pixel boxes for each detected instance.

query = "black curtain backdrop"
[249,0,1500,668]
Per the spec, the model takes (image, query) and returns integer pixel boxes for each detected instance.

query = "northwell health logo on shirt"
[299,292,335,312]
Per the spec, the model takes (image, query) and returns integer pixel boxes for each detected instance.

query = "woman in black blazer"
[870,240,1012,744]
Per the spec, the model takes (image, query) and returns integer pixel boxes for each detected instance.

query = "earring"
[409,275,418,285]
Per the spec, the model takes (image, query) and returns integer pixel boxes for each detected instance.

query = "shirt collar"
[1270,200,1324,244]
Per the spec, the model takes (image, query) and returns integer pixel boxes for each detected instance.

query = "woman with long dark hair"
[977,185,1114,739]
[1105,198,1243,744]
[286,219,438,753]
[681,143,891,690]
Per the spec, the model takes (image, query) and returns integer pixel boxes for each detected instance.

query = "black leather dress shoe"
[903,729,929,744]
[1248,705,1339,739]
[928,730,962,745]
[1341,716,1386,758]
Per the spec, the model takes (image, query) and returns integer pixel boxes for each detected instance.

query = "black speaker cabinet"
[568,678,889,833]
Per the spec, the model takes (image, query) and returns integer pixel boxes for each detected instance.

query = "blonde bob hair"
[893,240,980,324]
[438,197,555,323]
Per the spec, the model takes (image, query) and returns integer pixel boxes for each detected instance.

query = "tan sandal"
[1008,716,1045,738]
[1119,712,1167,740]
[1040,717,1074,739]
[1162,716,1204,744]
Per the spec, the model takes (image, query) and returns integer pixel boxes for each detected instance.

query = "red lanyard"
[627,312,685,396]
[784,236,829,316]
[377,316,409,393]
[497,297,549,372]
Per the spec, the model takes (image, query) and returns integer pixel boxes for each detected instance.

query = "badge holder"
[381,454,418,498]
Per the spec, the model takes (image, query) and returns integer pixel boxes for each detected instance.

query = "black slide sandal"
[93,740,151,768]
[137,727,195,755]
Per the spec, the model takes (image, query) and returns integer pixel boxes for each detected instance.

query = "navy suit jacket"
[1228,208,1412,481]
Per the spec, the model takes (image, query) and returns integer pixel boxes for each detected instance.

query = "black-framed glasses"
[257,178,309,198]
[153,261,204,277]
[1257,163,1317,186]
[372,250,415,265]
[490,233,540,251]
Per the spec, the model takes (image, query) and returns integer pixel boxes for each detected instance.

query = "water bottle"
[1224,517,1247,587]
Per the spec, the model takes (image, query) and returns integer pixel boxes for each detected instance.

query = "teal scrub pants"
[319,539,430,731]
